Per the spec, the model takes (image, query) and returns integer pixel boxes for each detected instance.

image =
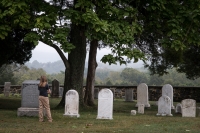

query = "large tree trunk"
[84,39,98,106]
[48,23,86,107]
[67,23,86,106]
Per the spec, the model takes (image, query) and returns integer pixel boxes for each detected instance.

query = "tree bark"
[84,39,98,106]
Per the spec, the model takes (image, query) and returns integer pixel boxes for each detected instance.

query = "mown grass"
[0,95,200,133]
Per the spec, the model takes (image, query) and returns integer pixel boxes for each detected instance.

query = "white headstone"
[97,88,113,119]
[4,82,11,97]
[135,83,150,107]
[131,110,137,115]
[125,88,133,101]
[63,90,80,117]
[162,84,174,109]
[175,103,182,114]
[156,95,173,116]
[138,104,144,114]
[181,99,196,117]
[17,80,40,116]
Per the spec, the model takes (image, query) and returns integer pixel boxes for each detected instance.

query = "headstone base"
[96,116,113,119]
[17,107,38,117]
[63,113,80,118]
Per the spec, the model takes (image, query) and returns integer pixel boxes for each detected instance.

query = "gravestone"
[4,82,11,97]
[181,99,196,117]
[135,83,150,107]
[131,110,137,115]
[17,80,40,116]
[125,88,133,101]
[94,88,99,99]
[162,84,174,109]
[97,88,113,119]
[138,104,144,114]
[59,87,63,97]
[175,103,182,114]
[51,79,59,98]
[63,90,80,117]
[156,95,173,116]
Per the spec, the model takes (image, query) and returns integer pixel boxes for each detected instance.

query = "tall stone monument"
[17,80,40,116]
[135,83,150,107]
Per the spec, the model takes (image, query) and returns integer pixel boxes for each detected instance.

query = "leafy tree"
[120,68,148,85]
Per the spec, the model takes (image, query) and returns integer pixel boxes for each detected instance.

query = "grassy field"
[0,95,200,133]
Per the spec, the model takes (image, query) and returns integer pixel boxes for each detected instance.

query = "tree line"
[1,64,200,87]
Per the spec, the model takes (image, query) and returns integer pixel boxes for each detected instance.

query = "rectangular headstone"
[17,80,40,116]
[125,88,133,101]
[63,90,80,117]
[136,83,150,107]
[59,87,63,97]
[97,88,113,119]
[138,104,144,114]
[51,79,59,98]
[94,88,99,99]
[4,82,11,97]
[181,99,196,117]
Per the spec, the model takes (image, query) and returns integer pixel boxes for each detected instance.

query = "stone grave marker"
[135,83,150,107]
[125,88,133,101]
[181,99,196,117]
[97,88,113,119]
[59,87,63,97]
[162,84,174,109]
[63,90,80,117]
[94,88,99,99]
[51,79,59,98]
[175,103,182,114]
[131,110,137,115]
[156,95,173,116]
[138,104,144,114]
[17,80,40,116]
[4,82,11,97]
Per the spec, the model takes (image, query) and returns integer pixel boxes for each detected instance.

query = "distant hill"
[26,60,145,74]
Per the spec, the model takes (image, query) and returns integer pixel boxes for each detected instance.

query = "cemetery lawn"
[0,95,200,133]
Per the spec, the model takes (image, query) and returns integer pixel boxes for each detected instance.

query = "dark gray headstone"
[51,79,59,98]
[17,80,40,116]
[4,82,11,97]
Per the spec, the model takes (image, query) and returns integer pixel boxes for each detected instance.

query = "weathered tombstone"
[17,80,40,116]
[94,88,99,99]
[135,83,150,107]
[4,82,11,97]
[51,79,59,98]
[131,110,137,115]
[175,103,182,114]
[63,90,80,117]
[59,87,63,97]
[138,104,144,114]
[162,84,174,109]
[125,88,133,101]
[97,88,113,119]
[156,95,173,116]
[181,99,196,117]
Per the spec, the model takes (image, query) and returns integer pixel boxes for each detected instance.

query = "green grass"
[0,95,200,133]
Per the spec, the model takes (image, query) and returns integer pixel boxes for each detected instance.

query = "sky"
[29,42,112,63]
[29,42,144,68]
